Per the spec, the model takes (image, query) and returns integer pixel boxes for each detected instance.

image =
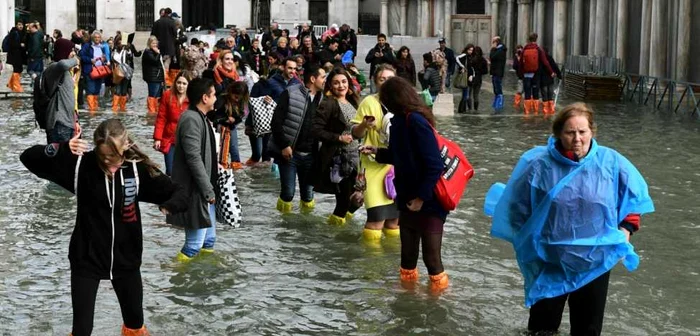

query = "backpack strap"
[74,156,82,196]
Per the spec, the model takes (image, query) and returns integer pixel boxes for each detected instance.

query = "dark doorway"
[135,0,155,31]
[182,0,223,29]
[15,0,46,27]
[76,0,96,30]
[251,0,271,30]
[309,0,328,26]
[457,0,486,14]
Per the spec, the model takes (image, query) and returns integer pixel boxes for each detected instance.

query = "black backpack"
[33,73,62,129]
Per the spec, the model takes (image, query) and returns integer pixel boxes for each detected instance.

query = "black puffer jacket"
[142,48,164,83]
[489,45,508,78]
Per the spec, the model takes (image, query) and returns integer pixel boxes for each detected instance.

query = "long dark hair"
[223,81,249,118]
[323,67,360,108]
[461,43,475,55]
[397,46,412,60]
[378,77,435,127]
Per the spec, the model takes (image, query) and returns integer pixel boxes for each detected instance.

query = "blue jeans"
[445,71,453,88]
[461,87,470,100]
[27,58,44,77]
[147,82,162,98]
[277,152,315,202]
[492,76,503,95]
[163,147,175,176]
[86,78,103,95]
[229,126,241,163]
[181,204,217,257]
[523,76,540,99]
[249,133,271,162]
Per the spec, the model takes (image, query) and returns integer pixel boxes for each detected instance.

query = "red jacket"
[153,90,189,154]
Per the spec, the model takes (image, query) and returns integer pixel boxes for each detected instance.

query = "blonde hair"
[147,35,159,49]
[277,37,288,45]
[552,102,598,138]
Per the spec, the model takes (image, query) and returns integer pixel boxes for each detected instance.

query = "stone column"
[490,0,499,37]
[517,0,532,46]
[571,0,583,55]
[593,0,608,55]
[677,0,691,81]
[615,0,628,65]
[506,0,514,51]
[587,0,596,55]
[380,0,389,35]
[649,0,666,78]
[399,0,408,35]
[534,0,545,40]
[639,0,652,74]
[421,0,430,37]
[445,0,452,43]
[552,0,567,63]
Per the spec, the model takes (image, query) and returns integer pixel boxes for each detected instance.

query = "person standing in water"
[20,119,189,336]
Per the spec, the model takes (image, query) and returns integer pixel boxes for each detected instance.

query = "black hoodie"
[20,143,189,279]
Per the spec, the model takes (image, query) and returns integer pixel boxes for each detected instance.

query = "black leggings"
[333,171,359,217]
[541,84,555,101]
[398,211,445,275]
[71,271,144,336]
[528,271,611,336]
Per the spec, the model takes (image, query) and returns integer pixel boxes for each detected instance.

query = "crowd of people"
[11,8,655,336]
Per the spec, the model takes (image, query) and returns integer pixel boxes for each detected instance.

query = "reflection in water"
[1,79,699,334]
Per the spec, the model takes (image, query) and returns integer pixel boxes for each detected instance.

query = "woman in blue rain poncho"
[486,103,654,336]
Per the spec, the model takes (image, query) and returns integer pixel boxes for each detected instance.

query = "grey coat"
[167,109,217,230]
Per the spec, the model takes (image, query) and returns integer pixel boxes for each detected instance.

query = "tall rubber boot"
[10,73,24,92]
[87,95,99,111]
[466,98,472,111]
[147,97,158,114]
[383,228,400,238]
[119,95,128,112]
[429,272,449,293]
[492,95,498,109]
[543,100,551,114]
[513,92,522,108]
[549,101,556,114]
[362,228,383,248]
[168,69,179,87]
[496,94,504,110]
[112,95,120,112]
[533,100,541,115]
[328,214,346,225]
[276,197,293,213]
[523,99,533,115]
[400,267,419,290]
[121,324,150,336]
[300,199,315,212]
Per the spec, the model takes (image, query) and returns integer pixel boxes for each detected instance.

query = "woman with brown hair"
[361,76,449,292]
[209,81,249,170]
[312,67,361,225]
[153,71,190,175]
[213,50,239,95]
[394,46,416,86]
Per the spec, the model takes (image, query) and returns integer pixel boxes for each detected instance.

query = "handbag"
[90,65,112,80]
[419,89,434,107]
[384,166,397,200]
[350,167,366,209]
[249,96,276,137]
[406,113,474,211]
[112,63,125,84]
[215,127,243,227]
[453,70,469,89]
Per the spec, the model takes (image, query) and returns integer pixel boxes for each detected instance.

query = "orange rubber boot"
[400,267,419,290]
[112,95,120,112]
[10,73,24,92]
[147,97,158,114]
[533,100,541,115]
[119,95,128,111]
[87,95,99,111]
[429,272,449,293]
[513,92,522,108]
[121,324,150,336]
[523,99,532,114]
[548,101,556,114]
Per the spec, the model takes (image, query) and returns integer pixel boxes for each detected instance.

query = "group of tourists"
[13,7,654,335]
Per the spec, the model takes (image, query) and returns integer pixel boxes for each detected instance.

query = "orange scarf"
[214,65,239,85]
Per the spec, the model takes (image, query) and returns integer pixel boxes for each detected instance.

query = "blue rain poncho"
[487,136,654,307]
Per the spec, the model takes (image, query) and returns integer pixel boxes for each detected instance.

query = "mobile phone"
[364,116,375,122]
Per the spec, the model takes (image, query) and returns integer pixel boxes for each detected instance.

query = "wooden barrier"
[564,72,622,101]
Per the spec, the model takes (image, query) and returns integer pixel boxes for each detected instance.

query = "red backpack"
[407,114,474,211]
[522,46,540,73]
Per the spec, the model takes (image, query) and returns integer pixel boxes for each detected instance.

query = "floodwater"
[0,73,699,335]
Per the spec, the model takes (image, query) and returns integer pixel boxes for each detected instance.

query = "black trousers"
[541,84,555,101]
[398,211,445,275]
[333,170,359,217]
[528,271,611,336]
[71,271,144,336]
